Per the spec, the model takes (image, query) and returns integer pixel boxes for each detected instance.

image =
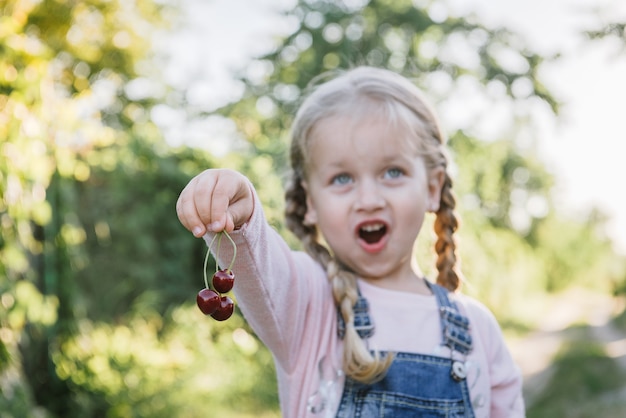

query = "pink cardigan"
[206,191,525,418]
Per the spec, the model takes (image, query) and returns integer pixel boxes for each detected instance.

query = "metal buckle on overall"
[440,306,473,355]
[439,305,473,382]
[337,295,375,339]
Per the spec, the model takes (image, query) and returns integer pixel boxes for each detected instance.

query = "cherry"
[197,288,220,315]
[212,269,235,293]
[211,296,234,321]
[197,231,238,321]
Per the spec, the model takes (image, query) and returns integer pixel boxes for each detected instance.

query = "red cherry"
[212,269,235,293]
[211,296,234,321]
[196,288,220,315]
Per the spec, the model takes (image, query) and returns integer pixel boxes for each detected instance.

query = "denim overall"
[333,282,475,418]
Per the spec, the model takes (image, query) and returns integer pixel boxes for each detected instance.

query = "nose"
[354,180,385,212]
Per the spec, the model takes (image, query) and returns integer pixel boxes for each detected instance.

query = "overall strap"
[427,281,473,355]
[336,290,374,339]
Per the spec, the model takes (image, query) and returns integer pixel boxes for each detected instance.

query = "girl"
[176,66,525,417]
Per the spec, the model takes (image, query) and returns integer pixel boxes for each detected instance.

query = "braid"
[285,174,392,383]
[434,172,462,291]
[328,260,392,382]
[285,176,318,253]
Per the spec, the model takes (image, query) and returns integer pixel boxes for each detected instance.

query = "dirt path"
[506,288,626,405]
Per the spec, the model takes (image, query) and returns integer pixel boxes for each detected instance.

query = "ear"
[427,167,446,213]
[301,181,318,225]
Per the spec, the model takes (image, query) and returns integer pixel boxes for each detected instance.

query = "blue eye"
[332,173,352,185]
[385,168,403,179]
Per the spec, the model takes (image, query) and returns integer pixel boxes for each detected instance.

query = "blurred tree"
[216,0,555,169]
[2,0,281,415]
[586,22,626,45]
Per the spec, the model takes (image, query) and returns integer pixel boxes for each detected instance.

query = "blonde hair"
[284,67,461,383]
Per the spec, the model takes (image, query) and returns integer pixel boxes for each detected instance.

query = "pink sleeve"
[479,304,526,417]
[204,186,325,373]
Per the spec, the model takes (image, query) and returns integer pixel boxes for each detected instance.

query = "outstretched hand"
[176,168,254,237]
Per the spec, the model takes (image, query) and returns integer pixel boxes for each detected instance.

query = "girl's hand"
[176,169,254,237]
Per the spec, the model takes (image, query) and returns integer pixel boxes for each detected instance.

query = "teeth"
[361,223,384,232]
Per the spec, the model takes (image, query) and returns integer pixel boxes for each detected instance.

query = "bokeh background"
[1,0,626,417]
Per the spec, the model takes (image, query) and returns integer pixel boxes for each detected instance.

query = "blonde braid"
[434,172,462,291]
[285,176,392,383]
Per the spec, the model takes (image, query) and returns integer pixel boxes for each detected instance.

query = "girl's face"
[302,114,444,287]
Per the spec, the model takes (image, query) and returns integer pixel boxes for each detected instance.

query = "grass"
[612,306,626,331]
[526,327,626,418]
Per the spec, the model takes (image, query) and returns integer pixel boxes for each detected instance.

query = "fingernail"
[192,226,203,237]
[210,221,221,231]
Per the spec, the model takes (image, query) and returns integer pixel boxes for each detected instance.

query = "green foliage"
[533,210,619,292]
[51,305,278,418]
[1,0,274,415]
[450,134,554,234]
[73,138,207,321]
[220,0,557,165]
[613,307,626,332]
[586,22,626,47]
[527,334,626,418]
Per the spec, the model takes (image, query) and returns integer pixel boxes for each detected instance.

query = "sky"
[158,0,626,254]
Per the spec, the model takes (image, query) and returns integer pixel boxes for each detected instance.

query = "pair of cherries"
[196,231,236,321]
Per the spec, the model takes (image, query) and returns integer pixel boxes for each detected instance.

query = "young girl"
[176,66,525,418]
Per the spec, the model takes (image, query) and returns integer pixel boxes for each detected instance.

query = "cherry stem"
[222,230,237,271]
[202,231,237,289]
[216,233,223,273]
[203,233,219,289]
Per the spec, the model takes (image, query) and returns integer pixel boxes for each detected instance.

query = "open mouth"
[358,222,387,244]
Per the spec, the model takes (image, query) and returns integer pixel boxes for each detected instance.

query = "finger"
[185,171,220,232]
[225,191,252,231]
[176,181,206,237]
[217,171,253,231]
[207,170,235,232]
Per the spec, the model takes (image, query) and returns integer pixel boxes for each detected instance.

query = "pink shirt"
[207,191,525,418]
